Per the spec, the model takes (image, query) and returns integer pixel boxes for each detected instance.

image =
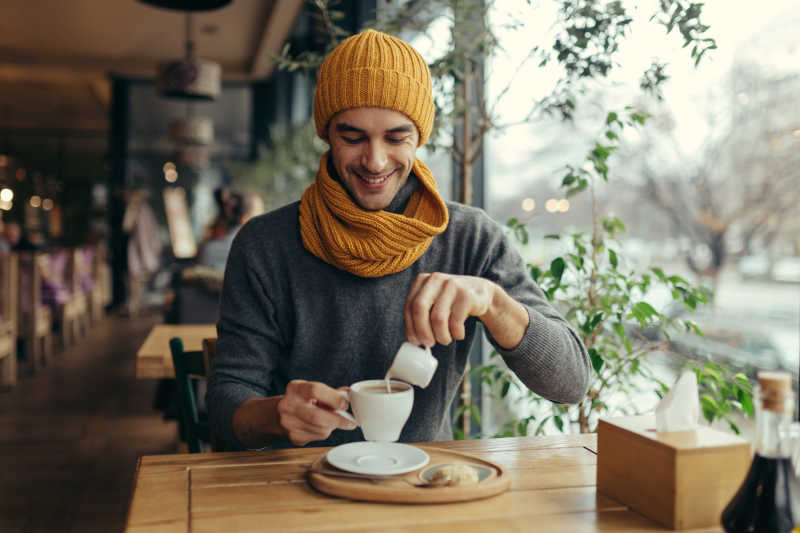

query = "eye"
[387,136,409,144]
[341,136,364,144]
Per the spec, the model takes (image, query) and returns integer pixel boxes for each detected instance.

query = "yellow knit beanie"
[313,29,435,146]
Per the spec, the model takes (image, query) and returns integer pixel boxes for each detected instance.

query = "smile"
[357,170,393,185]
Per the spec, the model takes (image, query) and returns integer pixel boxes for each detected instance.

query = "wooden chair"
[0,253,19,386]
[18,252,53,373]
[169,337,212,453]
[202,338,226,452]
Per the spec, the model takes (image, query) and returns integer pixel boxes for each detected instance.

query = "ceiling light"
[42,198,54,211]
[0,188,13,202]
[169,116,214,145]
[156,13,220,100]
[30,195,42,208]
[165,169,179,183]
[522,198,535,212]
[137,0,231,11]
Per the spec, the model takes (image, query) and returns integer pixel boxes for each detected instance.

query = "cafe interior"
[0,1,798,532]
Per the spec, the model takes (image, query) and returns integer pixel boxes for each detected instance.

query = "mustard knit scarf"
[299,152,449,278]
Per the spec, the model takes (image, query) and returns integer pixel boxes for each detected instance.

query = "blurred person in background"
[198,192,264,272]
[122,189,161,317]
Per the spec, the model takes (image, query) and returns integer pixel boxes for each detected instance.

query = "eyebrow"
[334,123,415,135]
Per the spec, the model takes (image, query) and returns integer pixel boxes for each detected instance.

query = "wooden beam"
[249,0,304,80]
[0,58,254,83]
[0,117,108,134]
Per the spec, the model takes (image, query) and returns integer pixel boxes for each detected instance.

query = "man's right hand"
[276,380,357,446]
[232,380,357,448]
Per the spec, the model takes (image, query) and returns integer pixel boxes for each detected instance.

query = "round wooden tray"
[307,445,511,503]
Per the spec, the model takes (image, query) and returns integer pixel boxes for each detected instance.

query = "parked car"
[772,257,800,283]
[737,254,771,279]
[633,306,788,379]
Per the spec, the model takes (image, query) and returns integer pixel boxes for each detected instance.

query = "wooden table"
[125,434,723,532]
[136,323,217,379]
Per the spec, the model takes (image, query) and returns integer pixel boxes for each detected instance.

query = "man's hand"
[404,272,529,350]
[232,380,356,448]
[276,380,357,446]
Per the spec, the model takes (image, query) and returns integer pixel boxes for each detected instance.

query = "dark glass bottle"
[721,371,800,533]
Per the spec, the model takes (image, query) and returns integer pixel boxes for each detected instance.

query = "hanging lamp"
[169,112,214,145]
[156,13,220,100]
[137,0,231,12]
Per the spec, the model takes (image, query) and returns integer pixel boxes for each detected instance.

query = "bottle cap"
[757,371,793,413]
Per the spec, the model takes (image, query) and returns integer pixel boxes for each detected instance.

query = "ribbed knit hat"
[313,29,434,146]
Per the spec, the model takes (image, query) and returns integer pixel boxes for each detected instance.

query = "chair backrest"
[0,253,18,331]
[169,337,210,453]
[202,338,217,378]
[202,338,226,452]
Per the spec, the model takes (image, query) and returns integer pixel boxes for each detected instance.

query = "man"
[207,29,590,450]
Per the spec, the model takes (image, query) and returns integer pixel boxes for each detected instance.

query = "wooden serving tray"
[308,445,511,503]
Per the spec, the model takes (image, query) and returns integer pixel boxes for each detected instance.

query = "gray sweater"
[207,178,590,449]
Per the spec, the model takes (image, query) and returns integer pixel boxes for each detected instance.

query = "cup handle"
[334,389,357,425]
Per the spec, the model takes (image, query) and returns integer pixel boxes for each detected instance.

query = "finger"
[407,274,443,347]
[293,380,349,411]
[404,273,430,345]
[310,398,357,430]
[449,291,472,341]
[429,278,457,345]
[287,427,330,447]
[288,397,356,434]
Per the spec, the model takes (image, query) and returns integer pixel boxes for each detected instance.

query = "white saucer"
[326,442,430,476]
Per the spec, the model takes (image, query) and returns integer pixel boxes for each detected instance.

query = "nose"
[361,141,388,174]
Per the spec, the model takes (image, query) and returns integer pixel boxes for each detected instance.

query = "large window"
[482,1,799,433]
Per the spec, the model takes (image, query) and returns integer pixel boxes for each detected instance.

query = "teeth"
[360,172,391,184]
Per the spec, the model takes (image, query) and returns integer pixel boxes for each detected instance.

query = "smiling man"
[207,30,590,450]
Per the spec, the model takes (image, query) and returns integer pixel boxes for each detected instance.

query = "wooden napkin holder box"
[597,415,750,530]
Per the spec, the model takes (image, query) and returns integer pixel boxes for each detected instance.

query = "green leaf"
[553,416,564,432]
[550,257,566,284]
[608,248,618,268]
[470,405,482,426]
[606,111,618,124]
[738,389,754,416]
[589,348,604,372]
[501,381,510,398]
[632,301,658,319]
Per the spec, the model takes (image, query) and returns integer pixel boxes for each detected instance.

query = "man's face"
[327,107,419,211]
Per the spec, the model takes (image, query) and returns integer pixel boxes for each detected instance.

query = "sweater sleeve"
[205,225,287,450]
[477,214,591,404]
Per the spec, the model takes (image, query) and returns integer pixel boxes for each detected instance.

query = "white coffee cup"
[336,379,413,442]
[386,342,438,388]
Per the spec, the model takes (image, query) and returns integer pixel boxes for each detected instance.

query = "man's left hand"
[404,273,496,347]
